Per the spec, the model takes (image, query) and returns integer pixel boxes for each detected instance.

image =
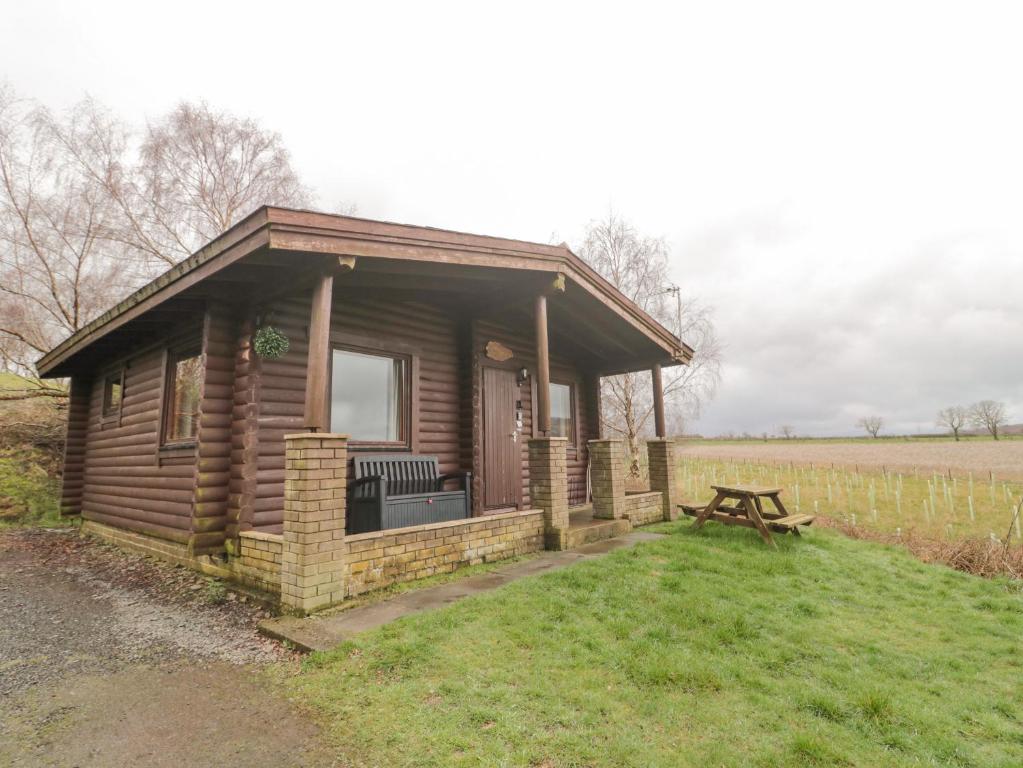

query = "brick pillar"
[281,433,348,615]
[589,439,626,519]
[528,437,569,550]
[647,438,679,521]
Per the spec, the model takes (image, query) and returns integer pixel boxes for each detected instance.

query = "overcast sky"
[4,1,1022,436]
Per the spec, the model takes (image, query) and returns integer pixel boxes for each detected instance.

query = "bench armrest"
[348,475,385,489]
[438,470,472,488]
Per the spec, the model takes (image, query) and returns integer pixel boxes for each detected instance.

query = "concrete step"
[566,517,632,549]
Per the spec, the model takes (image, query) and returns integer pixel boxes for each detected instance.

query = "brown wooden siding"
[251,292,465,531]
[80,320,203,544]
[59,376,91,516]
[470,316,593,508]
[72,289,596,546]
[227,316,261,540]
[191,306,236,553]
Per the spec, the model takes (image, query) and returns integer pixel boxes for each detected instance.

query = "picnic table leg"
[767,493,798,535]
[691,491,726,530]
[742,494,776,547]
[768,492,790,517]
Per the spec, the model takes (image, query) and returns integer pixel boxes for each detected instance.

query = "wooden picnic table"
[684,484,814,546]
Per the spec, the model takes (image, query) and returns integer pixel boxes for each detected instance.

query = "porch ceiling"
[320,256,680,375]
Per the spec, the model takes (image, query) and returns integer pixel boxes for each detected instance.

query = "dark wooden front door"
[482,367,519,509]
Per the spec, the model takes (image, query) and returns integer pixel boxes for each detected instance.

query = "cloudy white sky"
[5,1,1022,436]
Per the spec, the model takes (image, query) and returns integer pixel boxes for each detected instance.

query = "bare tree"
[135,102,312,260]
[0,87,128,396]
[936,406,968,441]
[55,99,312,267]
[857,416,883,438]
[779,425,795,439]
[970,400,1008,440]
[0,88,315,401]
[578,210,721,475]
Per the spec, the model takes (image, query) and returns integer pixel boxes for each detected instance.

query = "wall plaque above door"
[484,340,514,362]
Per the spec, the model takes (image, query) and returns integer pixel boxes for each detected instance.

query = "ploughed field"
[680,438,1023,481]
[677,441,1023,541]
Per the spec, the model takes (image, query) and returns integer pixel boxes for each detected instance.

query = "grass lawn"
[0,452,61,528]
[287,523,1023,767]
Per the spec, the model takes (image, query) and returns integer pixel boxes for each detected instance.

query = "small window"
[330,348,408,444]
[102,371,124,417]
[550,382,575,443]
[163,349,203,444]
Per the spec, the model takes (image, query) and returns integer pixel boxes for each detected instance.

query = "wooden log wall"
[243,291,597,530]
[250,293,464,532]
[227,315,261,542]
[80,319,204,544]
[190,306,237,553]
[471,317,594,508]
[59,376,91,516]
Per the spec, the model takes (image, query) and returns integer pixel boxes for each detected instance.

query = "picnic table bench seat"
[347,454,471,534]
[766,513,816,531]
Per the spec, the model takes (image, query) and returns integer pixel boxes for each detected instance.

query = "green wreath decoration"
[253,324,290,359]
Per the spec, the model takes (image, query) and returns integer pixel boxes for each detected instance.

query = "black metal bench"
[347,454,472,534]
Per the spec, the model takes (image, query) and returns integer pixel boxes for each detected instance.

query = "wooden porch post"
[534,294,551,435]
[652,362,666,438]
[303,272,334,431]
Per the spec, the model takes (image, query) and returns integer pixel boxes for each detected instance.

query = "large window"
[330,348,408,444]
[550,382,575,443]
[163,349,203,444]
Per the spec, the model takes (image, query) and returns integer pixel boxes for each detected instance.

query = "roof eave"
[37,206,688,377]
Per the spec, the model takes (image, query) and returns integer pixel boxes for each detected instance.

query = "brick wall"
[622,491,664,527]
[647,439,679,522]
[589,439,627,519]
[281,433,348,615]
[233,530,283,594]
[344,509,544,596]
[528,437,569,550]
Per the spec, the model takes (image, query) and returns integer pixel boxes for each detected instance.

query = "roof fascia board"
[36,217,270,377]
[267,220,686,359]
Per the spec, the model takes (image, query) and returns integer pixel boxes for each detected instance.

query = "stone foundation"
[344,509,544,596]
[80,520,231,578]
[233,530,283,594]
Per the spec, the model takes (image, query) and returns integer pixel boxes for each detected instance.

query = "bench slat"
[767,514,815,529]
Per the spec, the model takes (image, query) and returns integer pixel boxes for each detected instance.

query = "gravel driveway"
[0,527,336,767]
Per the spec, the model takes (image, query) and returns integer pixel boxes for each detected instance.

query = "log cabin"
[37,208,691,612]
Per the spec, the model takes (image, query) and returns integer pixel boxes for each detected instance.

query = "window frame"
[160,344,204,449]
[101,368,125,423]
[548,379,578,449]
[328,342,414,451]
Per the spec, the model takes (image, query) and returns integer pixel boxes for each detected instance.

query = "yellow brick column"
[528,437,569,550]
[281,433,348,615]
[647,439,679,521]
[589,438,626,519]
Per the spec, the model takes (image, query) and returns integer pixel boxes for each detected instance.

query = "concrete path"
[260,530,664,652]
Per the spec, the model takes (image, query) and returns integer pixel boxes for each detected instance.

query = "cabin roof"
[36,206,691,378]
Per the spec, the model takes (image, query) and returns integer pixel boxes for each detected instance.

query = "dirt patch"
[818,515,1023,580]
[0,527,336,767]
[680,440,1023,480]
